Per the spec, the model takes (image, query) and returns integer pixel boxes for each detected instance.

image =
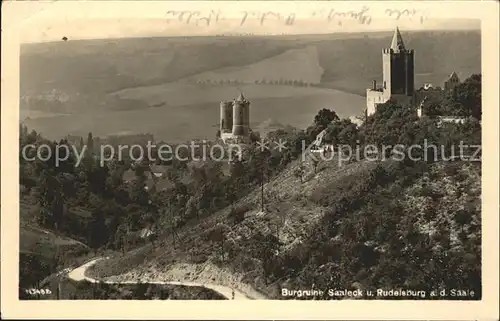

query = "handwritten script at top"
[164,7,428,27]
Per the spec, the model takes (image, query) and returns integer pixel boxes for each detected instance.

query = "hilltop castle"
[219,92,251,143]
[366,27,415,116]
[366,27,462,118]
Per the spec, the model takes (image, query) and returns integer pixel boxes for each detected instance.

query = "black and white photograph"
[2,0,499,319]
[15,5,484,302]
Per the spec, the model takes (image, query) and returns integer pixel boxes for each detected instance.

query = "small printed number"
[25,288,52,295]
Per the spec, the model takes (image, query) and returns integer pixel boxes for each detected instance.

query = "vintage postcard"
[1,0,499,319]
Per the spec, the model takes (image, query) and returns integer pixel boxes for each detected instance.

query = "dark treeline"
[193,78,315,87]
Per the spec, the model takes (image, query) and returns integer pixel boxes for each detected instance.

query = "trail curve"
[67,258,254,300]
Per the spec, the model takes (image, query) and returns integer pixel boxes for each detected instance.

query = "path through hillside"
[67,258,254,300]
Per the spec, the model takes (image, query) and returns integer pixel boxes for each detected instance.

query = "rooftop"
[446,71,461,82]
[235,92,247,102]
[390,27,406,52]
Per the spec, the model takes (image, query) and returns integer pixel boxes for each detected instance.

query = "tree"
[454,209,473,233]
[314,109,339,129]
[266,192,287,239]
[230,157,246,180]
[79,136,85,150]
[337,119,359,147]
[184,195,199,220]
[361,100,418,149]
[114,224,128,254]
[86,132,94,156]
[165,203,180,249]
[254,233,281,283]
[249,130,261,143]
[311,157,320,174]
[208,224,229,261]
[130,168,149,206]
[424,101,442,117]
[293,164,305,183]
[224,182,238,211]
[306,109,340,143]
[37,169,62,228]
[89,208,108,251]
[449,74,482,120]
[227,203,248,225]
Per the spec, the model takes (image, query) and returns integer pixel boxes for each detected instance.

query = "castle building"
[366,27,415,116]
[443,71,461,92]
[414,71,463,118]
[219,92,251,143]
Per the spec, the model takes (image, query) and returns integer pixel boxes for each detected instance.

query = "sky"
[2,1,483,44]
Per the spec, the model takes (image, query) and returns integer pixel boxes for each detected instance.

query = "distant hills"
[21,30,480,97]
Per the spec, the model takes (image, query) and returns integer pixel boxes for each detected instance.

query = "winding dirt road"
[67,258,253,300]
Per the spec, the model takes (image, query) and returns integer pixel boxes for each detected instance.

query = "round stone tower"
[220,101,233,133]
[232,93,250,136]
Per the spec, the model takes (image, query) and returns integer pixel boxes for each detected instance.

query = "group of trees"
[55,280,224,300]
[423,74,482,120]
[254,79,313,87]
[193,78,315,87]
[19,121,308,256]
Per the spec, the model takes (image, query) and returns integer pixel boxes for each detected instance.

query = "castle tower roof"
[447,71,460,80]
[390,27,406,52]
[235,92,246,102]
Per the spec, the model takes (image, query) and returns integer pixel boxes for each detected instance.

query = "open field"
[21,30,480,97]
[184,45,324,84]
[21,36,301,96]
[24,84,365,143]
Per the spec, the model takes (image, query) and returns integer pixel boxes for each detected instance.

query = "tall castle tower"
[232,92,250,136]
[219,92,251,143]
[366,27,415,116]
[220,101,233,134]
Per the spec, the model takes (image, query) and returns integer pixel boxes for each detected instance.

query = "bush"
[227,204,251,224]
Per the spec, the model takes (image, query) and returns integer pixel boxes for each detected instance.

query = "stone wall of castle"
[219,93,251,143]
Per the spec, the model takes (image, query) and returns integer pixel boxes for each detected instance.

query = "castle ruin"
[366,27,415,117]
[219,92,251,143]
[366,27,462,119]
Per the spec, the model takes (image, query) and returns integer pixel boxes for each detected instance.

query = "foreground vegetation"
[21,278,225,300]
